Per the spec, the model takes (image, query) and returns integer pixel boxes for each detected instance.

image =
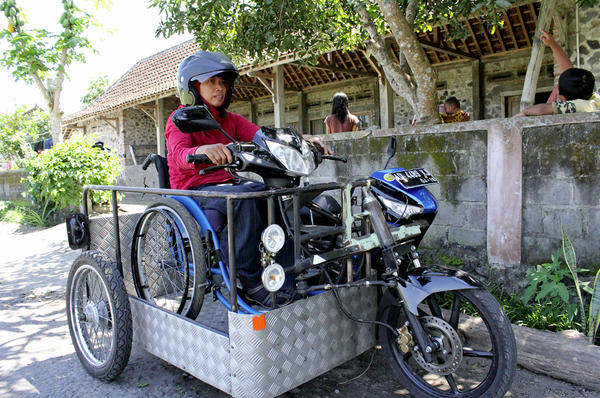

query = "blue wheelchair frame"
[168,195,260,314]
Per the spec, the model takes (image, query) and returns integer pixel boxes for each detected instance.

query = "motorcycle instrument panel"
[391,168,439,188]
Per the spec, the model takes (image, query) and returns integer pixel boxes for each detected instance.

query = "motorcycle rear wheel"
[379,288,516,398]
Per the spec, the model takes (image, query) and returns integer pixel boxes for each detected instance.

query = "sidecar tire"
[66,250,132,381]
[379,288,516,398]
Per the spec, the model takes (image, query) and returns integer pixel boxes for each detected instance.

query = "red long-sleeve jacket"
[165,104,259,190]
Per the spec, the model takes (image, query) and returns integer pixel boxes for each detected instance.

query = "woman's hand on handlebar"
[194,143,232,165]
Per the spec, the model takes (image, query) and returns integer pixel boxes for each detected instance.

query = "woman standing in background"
[324,92,359,134]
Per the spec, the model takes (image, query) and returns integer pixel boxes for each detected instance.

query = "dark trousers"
[191,180,267,288]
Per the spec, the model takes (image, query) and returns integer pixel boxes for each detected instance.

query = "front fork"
[362,187,436,363]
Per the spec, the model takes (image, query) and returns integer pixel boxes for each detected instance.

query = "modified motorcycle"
[65,104,516,398]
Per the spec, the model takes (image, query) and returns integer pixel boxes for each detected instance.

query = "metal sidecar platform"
[89,211,377,398]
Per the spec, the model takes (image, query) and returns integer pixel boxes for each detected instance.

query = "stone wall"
[393,61,477,125]
[122,108,156,166]
[0,169,27,201]
[566,1,600,80]
[229,51,563,130]
[522,121,600,266]
[121,96,181,167]
[482,53,555,119]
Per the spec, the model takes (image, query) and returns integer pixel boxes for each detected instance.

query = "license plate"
[392,168,438,188]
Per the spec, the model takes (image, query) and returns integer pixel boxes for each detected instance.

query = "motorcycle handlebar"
[322,155,348,163]
[186,154,211,164]
[141,154,154,170]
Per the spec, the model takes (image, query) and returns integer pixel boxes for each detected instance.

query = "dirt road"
[0,221,598,398]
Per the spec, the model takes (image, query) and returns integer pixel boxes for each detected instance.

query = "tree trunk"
[520,0,556,110]
[356,5,418,113]
[49,106,62,145]
[378,0,440,124]
[32,74,63,144]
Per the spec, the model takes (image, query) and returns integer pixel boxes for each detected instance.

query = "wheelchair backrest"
[153,154,170,189]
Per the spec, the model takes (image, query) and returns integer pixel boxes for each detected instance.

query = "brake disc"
[412,316,463,376]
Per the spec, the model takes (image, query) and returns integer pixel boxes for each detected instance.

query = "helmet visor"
[190,70,237,84]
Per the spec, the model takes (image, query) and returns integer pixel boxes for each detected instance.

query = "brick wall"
[522,121,600,266]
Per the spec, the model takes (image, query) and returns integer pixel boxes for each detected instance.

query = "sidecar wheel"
[379,288,516,398]
[66,250,132,380]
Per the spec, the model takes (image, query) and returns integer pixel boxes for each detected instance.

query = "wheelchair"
[132,153,264,318]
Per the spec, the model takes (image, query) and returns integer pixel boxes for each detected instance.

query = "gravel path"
[1,221,599,398]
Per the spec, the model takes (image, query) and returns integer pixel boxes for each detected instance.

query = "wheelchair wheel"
[131,197,206,318]
[66,250,132,380]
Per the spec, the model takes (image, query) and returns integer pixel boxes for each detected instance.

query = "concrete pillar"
[298,92,307,133]
[250,100,258,125]
[378,76,394,128]
[487,123,522,266]
[155,98,166,156]
[273,65,285,128]
[471,60,482,120]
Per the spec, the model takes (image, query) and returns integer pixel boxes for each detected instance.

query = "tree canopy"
[0,0,105,142]
[150,0,520,124]
[81,74,109,106]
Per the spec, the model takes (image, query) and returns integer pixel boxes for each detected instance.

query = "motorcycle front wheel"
[379,288,516,398]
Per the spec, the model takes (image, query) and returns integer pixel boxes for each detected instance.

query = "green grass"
[0,200,51,227]
[493,289,582,332]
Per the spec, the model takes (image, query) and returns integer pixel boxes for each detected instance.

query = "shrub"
[0,106,50,166]
[22,135,122,224]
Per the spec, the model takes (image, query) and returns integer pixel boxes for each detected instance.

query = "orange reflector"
[252,314,266,331]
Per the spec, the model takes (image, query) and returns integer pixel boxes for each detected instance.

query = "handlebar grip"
[322,155,348,163]
[186,154,211,164]
[141,154,154,170]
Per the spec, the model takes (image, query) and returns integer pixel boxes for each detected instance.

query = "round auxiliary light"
[261,263,286,292]
[261,224,285,253]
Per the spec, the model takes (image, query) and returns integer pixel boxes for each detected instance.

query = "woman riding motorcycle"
[165,50,327,306]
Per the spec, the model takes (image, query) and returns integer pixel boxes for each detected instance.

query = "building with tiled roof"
[61,0,600,190]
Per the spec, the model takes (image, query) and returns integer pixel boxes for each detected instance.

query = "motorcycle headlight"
[300,140,316,172]
[378,195,424,219]
[266,139,315,176]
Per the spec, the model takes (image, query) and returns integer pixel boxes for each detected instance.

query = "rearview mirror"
[383,136,397,169]
[172,105,222,133]
[387,136,397,158]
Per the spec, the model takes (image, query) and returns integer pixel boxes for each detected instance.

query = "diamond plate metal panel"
[194,297,229,333]
[89,212,140,294]
[130,297,231,394]
[228,287,377,398]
